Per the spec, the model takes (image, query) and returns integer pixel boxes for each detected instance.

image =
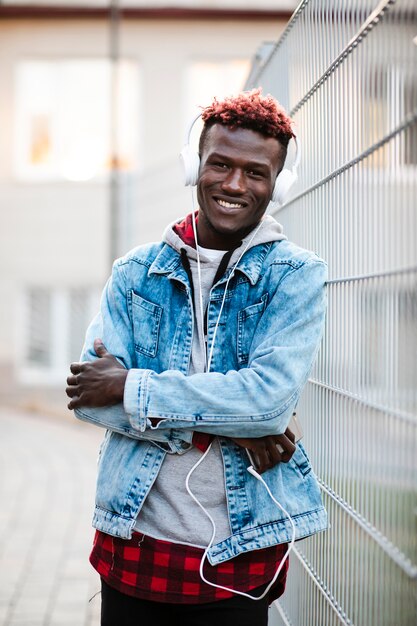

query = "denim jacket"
[75,237,328,565]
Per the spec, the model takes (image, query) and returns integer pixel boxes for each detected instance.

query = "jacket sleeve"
[73,259,192,447]
[124,258,327,439]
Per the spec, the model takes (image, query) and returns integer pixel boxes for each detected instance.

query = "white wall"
[0,15,287,387]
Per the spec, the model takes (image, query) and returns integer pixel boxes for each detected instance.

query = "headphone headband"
[183,112,203,146]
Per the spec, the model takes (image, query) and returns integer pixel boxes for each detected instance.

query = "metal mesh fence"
[246,1,417,624]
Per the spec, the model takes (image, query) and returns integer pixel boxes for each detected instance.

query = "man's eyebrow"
[206,151,230,161]
[207,152,271,169]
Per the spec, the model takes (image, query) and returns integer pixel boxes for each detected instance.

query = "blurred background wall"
[0,0,296,411]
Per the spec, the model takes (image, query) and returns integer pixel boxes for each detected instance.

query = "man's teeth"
[217,199,243,208]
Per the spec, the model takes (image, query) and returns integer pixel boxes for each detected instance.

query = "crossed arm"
[66,338,296,472]
[66,255,326,472]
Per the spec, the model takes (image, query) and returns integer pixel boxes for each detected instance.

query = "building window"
[27,289,52,367]
[14,59,140,182]
[19,287,101,385]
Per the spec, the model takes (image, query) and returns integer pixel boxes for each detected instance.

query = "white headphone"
[180,112,301,206]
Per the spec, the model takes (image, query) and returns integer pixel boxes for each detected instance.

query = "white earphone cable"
[205,219,264,372]
[185,444,296,601]
[190,191,208,372]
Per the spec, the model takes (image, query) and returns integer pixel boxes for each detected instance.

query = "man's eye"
[247,170,264,178]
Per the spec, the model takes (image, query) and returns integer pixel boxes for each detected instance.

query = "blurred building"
[0,0,296,406]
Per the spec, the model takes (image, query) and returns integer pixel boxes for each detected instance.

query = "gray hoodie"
[134,214,286,547]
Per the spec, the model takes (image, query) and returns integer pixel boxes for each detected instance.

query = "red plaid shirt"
[90,530,288,604]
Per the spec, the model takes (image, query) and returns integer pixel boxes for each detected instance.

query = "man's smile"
[216,198,245,209]
[214,196,250,215]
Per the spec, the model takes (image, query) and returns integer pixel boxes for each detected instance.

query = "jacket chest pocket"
[237,293,268,366]
[129,292,163,358]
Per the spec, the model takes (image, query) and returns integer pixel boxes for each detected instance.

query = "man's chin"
[213,220,259,239]
[208,227,258,249]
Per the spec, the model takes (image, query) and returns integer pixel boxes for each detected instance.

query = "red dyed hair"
[199,89,294,151]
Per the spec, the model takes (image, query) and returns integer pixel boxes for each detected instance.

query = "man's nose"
[221,169,246,195]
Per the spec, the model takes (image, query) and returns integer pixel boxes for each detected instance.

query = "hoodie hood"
[163,211,287,266]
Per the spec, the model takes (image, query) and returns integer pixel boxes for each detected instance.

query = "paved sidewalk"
[0,406,286,626]
[0,407,103,626]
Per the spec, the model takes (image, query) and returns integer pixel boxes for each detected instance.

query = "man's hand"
[66,339,128,410]
[231,428,296,473]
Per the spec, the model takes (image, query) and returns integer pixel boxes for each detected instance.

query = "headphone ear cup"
[272,168,298,205]
[180,145,200,187]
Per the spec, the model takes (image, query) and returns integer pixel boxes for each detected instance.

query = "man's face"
[196,124,286,249]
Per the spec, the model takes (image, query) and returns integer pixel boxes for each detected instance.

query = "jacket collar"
[148,244,185,283]
[149,241,273,286]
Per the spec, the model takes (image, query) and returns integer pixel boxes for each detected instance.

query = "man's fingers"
[94,338,109,358]
[67,397,80,410]
[252,442,280,473]
[254,450,270,473]
[265,439,281,466]
[70,362,83,375]
[66,374,78,386]
[250,451,261,471]
[65,385,78,398]
[285,427,296,443]
[277,435,296,462]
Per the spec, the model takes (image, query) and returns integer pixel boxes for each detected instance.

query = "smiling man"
[196,122,284,247]
[66,90,328,626]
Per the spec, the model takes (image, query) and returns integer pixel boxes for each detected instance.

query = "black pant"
[101,579,270,626]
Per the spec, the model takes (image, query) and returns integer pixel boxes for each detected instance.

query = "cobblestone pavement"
[0,407,103,626]
[0,406,285,626]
